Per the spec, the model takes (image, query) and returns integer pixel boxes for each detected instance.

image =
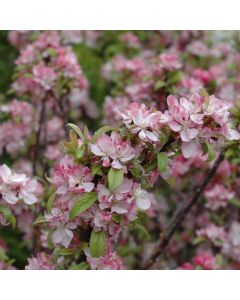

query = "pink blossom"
[204,183,235,210]
[33,63,57,90]
[90,132,135,169]
[120,32,140,48]
[121,102,161,142]
[52,224,76,248]
[0,164,39,205]
[51,156,94,195]
[158,53,181,71]
[196,224,227,246]
[222,222,240,262]
[85,244,123,270]
[192,253,218,270]
[25,252,55,270]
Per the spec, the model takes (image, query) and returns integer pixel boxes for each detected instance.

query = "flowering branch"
[145,151,225,269]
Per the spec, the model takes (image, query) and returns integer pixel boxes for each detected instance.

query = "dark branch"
[32,99,46,175]
[145,152,225,269]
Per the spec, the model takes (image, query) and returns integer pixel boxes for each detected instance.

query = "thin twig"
[32,99,46,175]
[145,152,225,269]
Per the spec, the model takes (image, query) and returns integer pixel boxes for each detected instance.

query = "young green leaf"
[47,192,56,213]
[202,141,215,162]
[69,192,98,220]
[157,152,168,173]
[33,215,47,225]
[108,168,124,191]
[92,126,118,143]
[66,123,85,140]
[68,262,89,270]
[0,204,16,228]
[75,145,86,159]
[90,230,106,258]
[0,246,8,261]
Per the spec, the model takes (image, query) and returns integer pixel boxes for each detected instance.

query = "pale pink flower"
[0,164,39,205]
[196,224,227,246]
[90,132,135,169]
[33,63,57,90]
[51,155,94,195]
[158,53,181,71]
[25,252,55,270]
[120,32,140,48]
[121,102,161,142]
[85,244,123,270]
[222,222,240,262]
[204,184,235,210]
[52,223,77,248]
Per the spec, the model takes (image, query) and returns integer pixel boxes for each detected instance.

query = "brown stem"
[145,152,225,269]
[58,97,69,138]
[32,99,46,175]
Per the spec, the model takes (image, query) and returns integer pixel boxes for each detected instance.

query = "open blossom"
[178,252,218,270]
[0,99,34,155]
[163,94,240,158]
[120,102,161,142]
[120,32,140,48]
[187,40,209,57]
[0,164,40,205]
[192,253,218,270]
[222,222,240,262]
[85,244,124,270]
[52,224,76,248]
[97,179,151,218]
[204,183,235,210]
[32,63,57,90]
[196,224,227,246]
[90,132,135,169]
[25,252,55,270]
[158,53,182,71]
[51,155,94,195]
[44,198,77,248]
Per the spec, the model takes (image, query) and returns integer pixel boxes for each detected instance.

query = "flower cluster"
[1,31,240,270]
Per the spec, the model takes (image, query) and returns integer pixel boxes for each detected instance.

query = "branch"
[32,98,46,175]
[144,151,225,269]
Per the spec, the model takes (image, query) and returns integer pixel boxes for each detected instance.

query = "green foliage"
[89,229,106,258]
[69,192,98,219]
[108,168,124,191]
[0,31,17,96]
[157,152,169,173]
[0,204,16,228]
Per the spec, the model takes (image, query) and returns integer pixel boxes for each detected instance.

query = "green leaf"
[69,192,98,220]
[202,141,215,162]
[92,126,118,143]
[154,80,166,91]
[131,223,151,241]
[90,230,106,258]
[33,215,47,225]
[108,168,124,191]
[229,198,240,208]
[69,262,89,270]
[0,246,8,261]
[54,248,74,256]
[169,71,182,84]
[66,123,85,140]
[157,153,168,173]
[75,145,86,159]
[0,204,16,228]
[47,230,55,249]
[47,192,56,212]
[192,236,206,245]
[92,165,103,176]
